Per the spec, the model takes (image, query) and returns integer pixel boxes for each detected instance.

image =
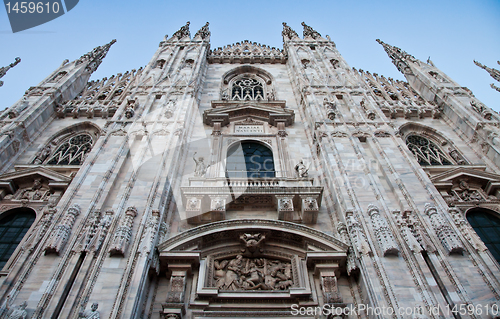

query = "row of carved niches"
[183,193,321,224]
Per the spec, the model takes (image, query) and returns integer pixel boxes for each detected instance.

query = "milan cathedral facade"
[0,22,499,319]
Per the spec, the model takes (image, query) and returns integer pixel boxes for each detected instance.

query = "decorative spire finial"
[171,21,191,40]
[194,22,210,40]
[282,22,299,40]
[376,39,417,75]
[75,39,116,73]
[301,22,321,39]
[474,60,500,82]
[0,57,21,87]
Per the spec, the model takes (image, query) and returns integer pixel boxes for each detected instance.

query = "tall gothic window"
[0,208,36,269]
[46,133,93,165]
[467,209,500,263]
[226,141,275,178]
[405,134,452,166]
[231,78,264,101]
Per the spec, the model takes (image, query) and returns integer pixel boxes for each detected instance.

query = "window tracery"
[46,133,93,165]
[231,77,265,101]
[405,134,452,166]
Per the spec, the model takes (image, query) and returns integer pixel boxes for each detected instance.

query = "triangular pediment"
[204,101,294,127]
[430,167,500,195]
[0,167,72,193]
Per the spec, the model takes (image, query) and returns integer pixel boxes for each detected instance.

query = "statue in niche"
[7,301,28,319]
[295,160,309,177]
[79,302,100,319]
[193,152,211,177]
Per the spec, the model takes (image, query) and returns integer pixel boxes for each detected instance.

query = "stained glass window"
[406,135,452,166]
[467,209,500,263]
[226,142,275,178]
[0,208,36,269]
[46,133,93,165]
[231,78,265,101]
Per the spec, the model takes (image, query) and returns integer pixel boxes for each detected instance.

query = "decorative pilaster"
[44,204,81,255]
[300,195,318,224]
[109,206,137,256]
[139,210,161,255]
[345,211,371,256]
[276,195,294,221]
[25,208,55,252]
[424,204,464,254]
[314,264,342,304]
[162,265,191,319]
[367,204,399,256]
[393,210,423,253]
[337,222,358,275]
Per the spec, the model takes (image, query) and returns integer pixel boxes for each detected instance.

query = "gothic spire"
[301,22,321,39]
[75,39,117,73]
[491,83,500,93]
[376,39,417,75]
[282,22,299,40]
[194,22,210,40]
[474,60,500,82]
[171,21,191,40]
[0,57,21,87]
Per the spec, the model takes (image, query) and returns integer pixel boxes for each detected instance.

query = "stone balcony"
[181,174,323,225]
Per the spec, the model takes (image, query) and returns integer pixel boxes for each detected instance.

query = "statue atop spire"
[0,57,21,87]
[171,21,191,40]
[474,60,500,82]
[282,22,299,40]
[301,22,321,39]
[376,39,417,75]
[76,39,116,73]
[194,22,210,40]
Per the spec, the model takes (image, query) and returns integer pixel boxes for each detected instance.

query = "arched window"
[226,141,275,178]
[467,208,500,263]
[0,208,36,269]
[405,134,452,166]
[231,78,265,101]
[46,133,93,165]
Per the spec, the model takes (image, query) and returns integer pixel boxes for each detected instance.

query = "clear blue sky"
[1,0,499,112]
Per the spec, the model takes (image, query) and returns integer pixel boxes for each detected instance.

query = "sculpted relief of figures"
[213,255,293,291]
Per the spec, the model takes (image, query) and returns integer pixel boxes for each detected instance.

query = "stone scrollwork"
[45,204,81,255]
[424,204,464,254]
[368,204,399,256]
[213,255,293,291]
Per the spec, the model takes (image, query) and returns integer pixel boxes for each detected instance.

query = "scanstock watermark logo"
[3,0,79,32]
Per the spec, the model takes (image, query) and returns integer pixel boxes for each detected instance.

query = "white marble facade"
[0,22,499,319]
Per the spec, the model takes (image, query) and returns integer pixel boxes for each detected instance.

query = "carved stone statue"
[294,160,309,177]
[79,302,100,319]
[33,145,51,164]
[193,152,210,177]
[7,301,27,319]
